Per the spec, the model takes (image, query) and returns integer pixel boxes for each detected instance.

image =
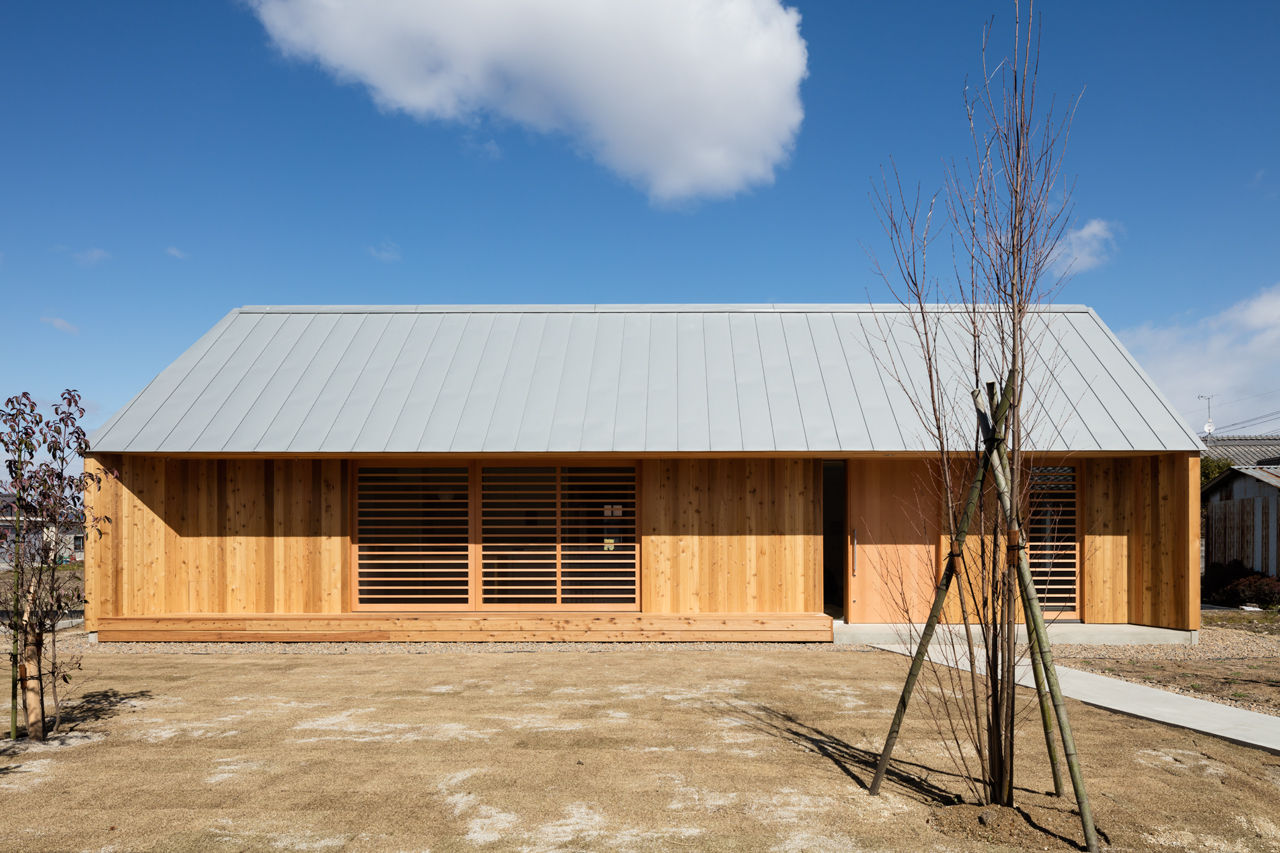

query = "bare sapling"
[864,1,1097,849]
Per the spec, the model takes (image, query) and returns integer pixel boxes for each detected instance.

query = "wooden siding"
[85,454,349,629]
[1079,453,1199,630]
[846,458,942,624]
[1205,491,1279,577]
[639,459,822,614]
[94,611,832,642]
[847,454,1199,631]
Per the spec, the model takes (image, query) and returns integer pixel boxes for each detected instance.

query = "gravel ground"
[66,633,865,657]
[1053,624,1280,662]
[1054,623,1280,717]
[6,639,1280,851]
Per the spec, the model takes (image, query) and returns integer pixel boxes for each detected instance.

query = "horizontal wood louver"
[1027,466,1079,616]
[356,467,471,608]
[481,465,638,610]
[560,467,638,605]
[481,467,560,606]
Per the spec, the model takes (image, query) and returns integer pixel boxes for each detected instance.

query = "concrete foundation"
[835,620,1198,646]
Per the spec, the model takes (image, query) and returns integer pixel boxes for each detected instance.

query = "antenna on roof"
[1198,393,1215,435]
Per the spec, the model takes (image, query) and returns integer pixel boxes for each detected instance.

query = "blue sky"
[1,1,1278,433]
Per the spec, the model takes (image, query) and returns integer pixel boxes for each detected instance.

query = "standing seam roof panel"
[450,312,524,452]
[416,313,496,451]
[612,313,652,453]
[351,313,443,453]
[252,313,366,451]
[478,312,549,452]
[318,313,420,453]
[755,313,809,450]
[779,313,841,451]
[379,313,467,452]
[289,313,392,452]
[580,313,627,451]
[512,313,574,452]
[90,305,1203,455]
[644,313,679,452]
[92,310,241,450]
[127,312,267,452]
[727,313,774,452]
[157,312,291,452]
[545,314,598,452]
[701,312,745,452]
[188,313,316,453]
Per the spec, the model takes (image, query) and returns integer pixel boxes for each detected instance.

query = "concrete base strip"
[837,621,1197,646]
[872,643,1280,755]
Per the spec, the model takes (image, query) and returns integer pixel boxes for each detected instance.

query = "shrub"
[1215,574,1280,610]
[1202,560,1253,600]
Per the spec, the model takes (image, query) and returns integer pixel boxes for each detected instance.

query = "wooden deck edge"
[95,612,834,643]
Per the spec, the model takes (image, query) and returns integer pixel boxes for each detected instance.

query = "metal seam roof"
[91,304,1203,455]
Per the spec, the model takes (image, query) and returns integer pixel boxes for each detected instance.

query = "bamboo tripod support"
[867,376,1098,853]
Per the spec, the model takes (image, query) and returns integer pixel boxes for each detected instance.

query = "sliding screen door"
[354,464,637,611]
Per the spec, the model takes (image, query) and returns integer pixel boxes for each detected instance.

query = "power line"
[1216,408,1280,433]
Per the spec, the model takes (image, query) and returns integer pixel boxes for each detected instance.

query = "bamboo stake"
[975,395,1099,853]
[1023,593,1065,797]
[869,371,1017,797]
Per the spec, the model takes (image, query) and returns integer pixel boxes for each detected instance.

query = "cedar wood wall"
[85,452,1198,632]
[845,453,1200,630]
[84,456,823,629]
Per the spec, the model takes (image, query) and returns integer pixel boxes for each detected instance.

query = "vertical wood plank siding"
[846,453,1199,631]
[88,455,822,626]
[638,459,822,614]
[1079,452,1199,631]
[85,455,349,625]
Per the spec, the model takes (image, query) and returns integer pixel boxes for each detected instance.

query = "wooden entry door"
[353,463,638,611]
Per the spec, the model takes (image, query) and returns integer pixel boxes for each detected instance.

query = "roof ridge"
[235,303,1097,314]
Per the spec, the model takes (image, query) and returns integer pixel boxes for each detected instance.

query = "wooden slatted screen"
[481,467,560,606]
[1027,466,1079,616]
[481,465,638,609]
[355,467,471,608]
[560,467,638,605]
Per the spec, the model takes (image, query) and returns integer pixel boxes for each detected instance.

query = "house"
[84,304,1202,642]
[0,492,85,569]
[1201,434,1280,467]
[1203,466,1279,577]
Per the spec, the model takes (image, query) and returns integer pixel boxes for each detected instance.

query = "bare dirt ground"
[1055,614,1280,717]
[2,634,1279,852]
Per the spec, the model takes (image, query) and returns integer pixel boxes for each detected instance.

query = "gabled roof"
[1203,465,1280,495]
[91,304,1202,455]
[1201,434,1280,467]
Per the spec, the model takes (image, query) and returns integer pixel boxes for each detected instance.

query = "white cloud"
[368,240,401,263]
[1120,282,1280,434]
[1052,219,1119,275]
[250,0,808,202]
[73,247,110,267]
[40,316,79,335]
[166,246,188,259]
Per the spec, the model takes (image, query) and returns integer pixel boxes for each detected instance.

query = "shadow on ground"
[714,700,1104,850]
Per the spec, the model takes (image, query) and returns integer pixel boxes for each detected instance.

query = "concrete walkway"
[873,643,1280,754]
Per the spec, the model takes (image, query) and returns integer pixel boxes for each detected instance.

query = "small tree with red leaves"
[0,390,109,740]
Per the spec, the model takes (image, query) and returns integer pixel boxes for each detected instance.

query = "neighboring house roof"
[1203,465,1280,495]
[91,304,1202,455]
[1202,434,1280,466]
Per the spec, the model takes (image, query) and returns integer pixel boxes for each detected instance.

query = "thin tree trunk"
[975,393,1099,852]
